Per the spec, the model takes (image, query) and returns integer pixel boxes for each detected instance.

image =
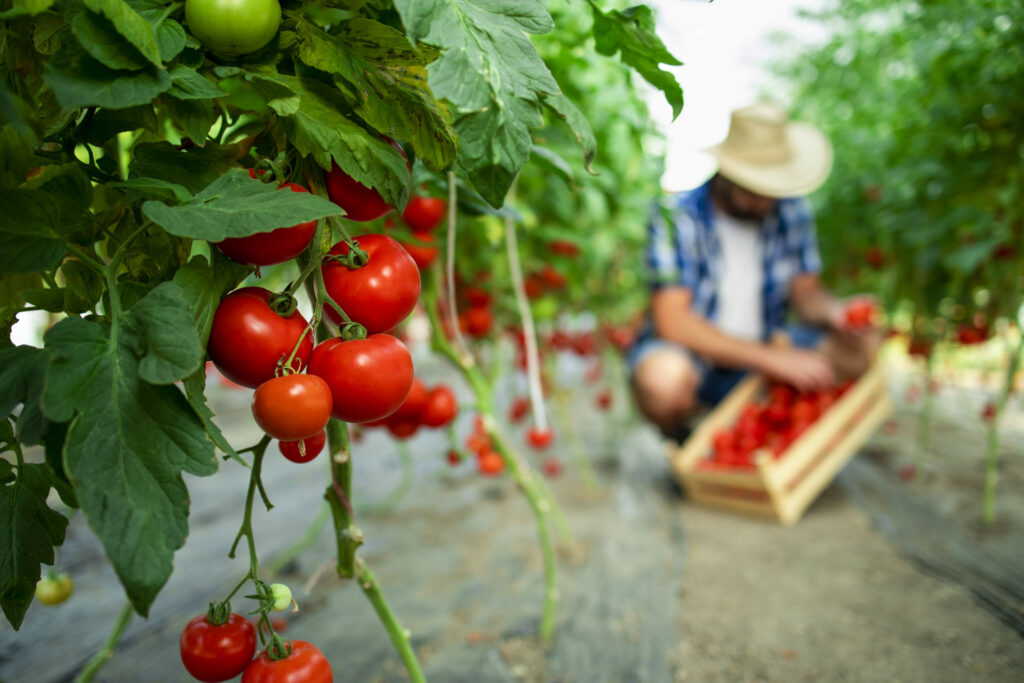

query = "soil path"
[3,373,1022,682]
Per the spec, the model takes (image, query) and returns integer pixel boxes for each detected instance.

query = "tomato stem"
[982,333,1023,524]
[354,559,426,683]
[73,601,133,683]
[444,170,472,363]
[229,436,272,568]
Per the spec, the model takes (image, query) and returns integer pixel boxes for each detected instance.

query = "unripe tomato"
[419,385,458,428]
[180,612,257,682]
[185,0,281,56]
[401,195,447,233]
[526,427,554,450]
[279,430,327,464]
[322,234,421,333]
[208,288,314,389]
[215,171,316,266]
[252,374,332,441]
[35,573,73,606]
[269,583,292,612]
[307,335,414,424]
[242,640,332,683]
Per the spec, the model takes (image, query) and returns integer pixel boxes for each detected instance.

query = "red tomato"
[325,140,406,222]
[509,397,530,424]
[386,419,419,439]
[768,383,796,405]
[464,306,493,338]
[542,458,564,478]
[208,288,314,389]
[215,171,316,266]
[400,232,439,270]
[865,246,886,270]
[981,402,997,423]
[401,195,447,233]
[549,240,580,257]
[526,427,554,450]
[180,613,257,683]
[712,429,736,457]
[844,300,874,328]
[477,451,504,476]
[539,265,567,290]
[790,398,819,425]
[389,378,427,423]
[571,333,596,356]
[420,385,458,428]
[252,374,332,441]
[322,234,421,333]
[465,287,492,308]
[446,449,460,466]
[764,401,789,426]
[241,640,332,683]
[595,390,612,412]
[307,335,414,424]
[465,433,491,457]
[279,430,327,463]
[524,277,544,300]
[908,336,932,358]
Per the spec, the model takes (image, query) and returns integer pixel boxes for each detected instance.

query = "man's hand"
[757,347,836,392]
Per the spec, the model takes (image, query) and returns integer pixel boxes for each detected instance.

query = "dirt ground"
[2,354,1022,682]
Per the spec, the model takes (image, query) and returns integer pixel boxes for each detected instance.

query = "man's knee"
[632,348,699,424]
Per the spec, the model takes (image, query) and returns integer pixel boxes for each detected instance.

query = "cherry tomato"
[307,335,414,424]
[419,385,458,428]
[185,0,281,55]
[180,612,257,682]
[465,433,490,457]
[866,246,886,269]
[252,374,332,441]
[216,171,316,266]
[541,458,563,478]
[712,430,735,457]
[322,234,421,333]
[524,277,544,300]
[279,429,327,464]
[844,300,875,328]
[242,640,332,683]
[325,139,406,222]
[768,383,796,406]
[208,288,314,389]
[526,427,554,450]
[549,240,580,257]
[463,306,493,338]
[982,402,997,423]
[400,232,438,270]
[791,398,819,425]
[446,449,461,466]
[390,378,427,422]
[269,584,292,612]
[477,451,504,476]
[401,195,447,233]
[508,397,530,424]
[386,419,419,439]
[35,573,73,606]
[465,287,492,308]
[539,265,567,290]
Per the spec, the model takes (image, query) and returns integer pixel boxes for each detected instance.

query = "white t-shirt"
[713,212,764,341]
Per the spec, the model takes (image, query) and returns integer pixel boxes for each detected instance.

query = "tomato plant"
[180,612,257,683]
[252,375,333,442]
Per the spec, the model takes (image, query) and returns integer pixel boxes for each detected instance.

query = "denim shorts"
[626,324,825,407]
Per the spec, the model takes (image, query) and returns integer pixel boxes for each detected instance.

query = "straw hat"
[706,102,833,198]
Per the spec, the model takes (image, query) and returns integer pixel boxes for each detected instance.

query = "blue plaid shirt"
[646,179,822,340]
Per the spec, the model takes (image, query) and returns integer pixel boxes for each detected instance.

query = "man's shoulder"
[662,179,712,219]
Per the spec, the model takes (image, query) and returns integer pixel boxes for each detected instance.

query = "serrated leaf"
[143,168,342,240]
[161,95,215,144]
[61,259,104,314]
[43,44,171,109]
[529,144,575,184]
[0,189,70,273]
[41,315,216,615]
[71,8,151,71]
[183,368,244,465]
[167,65,227,100]
[295,18,455,172]
[454,97,540,207]
[82,0,162,67]
[0,462,69,629]
[33,15,66,55]
[0,345,50,445]
[123,282,204,384]
[172,252,251,347]
[155,19,186,62]
[542,92,596,173]
[110,177,192,203]
[589,3,683,119]
[129,141,237,193]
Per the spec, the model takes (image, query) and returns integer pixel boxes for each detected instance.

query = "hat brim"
[705,122,833,198]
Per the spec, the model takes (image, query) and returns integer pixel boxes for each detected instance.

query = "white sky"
[646,0,830,191]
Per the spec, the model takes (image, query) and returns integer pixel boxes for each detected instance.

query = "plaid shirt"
[646,179,822,340]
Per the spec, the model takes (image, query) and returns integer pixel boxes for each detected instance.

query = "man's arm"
[653,286,836,390]
[790,273,843,327]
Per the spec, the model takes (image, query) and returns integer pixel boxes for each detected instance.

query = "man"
[629,102,879,442]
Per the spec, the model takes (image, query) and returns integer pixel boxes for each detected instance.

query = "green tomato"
[269,583,292,612]
[36,573,73,606]
[185,0,282,55]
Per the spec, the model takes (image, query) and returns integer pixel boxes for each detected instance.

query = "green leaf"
[33,15,66,55]
[43,44,171,109]
[295,18,456,172]
[0,0,55,19]
[161,95,216,143]
[0,128,45,189]
[20,288,66,313]
[129,141,237,193]
[542,92,596,173]
[589,3,683,119]
[142,167,342,241]
[110,177,192,203]
[0,462,69,629]
[167,65,227,100]
[41,315,216,615]
[172,252,251,347]
[0,273,43,323]
[183,367,244,466]
[123,282,204,384]
[227,68,411,211]
[529,144,575,184]
[71,8,152,71]
[82,0,163,68]
[0,189,70,273]
[61,259,104,314]
[73,105,159,146]
[944,239,1000,275]
[0,345,50,445]
[393,0,558,205]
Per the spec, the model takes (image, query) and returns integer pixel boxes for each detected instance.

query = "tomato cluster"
[363,378,459,439]
[524,265,567,299]
[464,416,505,476]
[704,380,854,469]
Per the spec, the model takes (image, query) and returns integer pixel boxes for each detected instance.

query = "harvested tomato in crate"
[669,360,892,524]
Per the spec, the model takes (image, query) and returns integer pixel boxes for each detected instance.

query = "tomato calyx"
[340,321,368,341]
[267,291,299,318]
[205,599,234,626]
[264,633,294,662]
[324,239,370,269]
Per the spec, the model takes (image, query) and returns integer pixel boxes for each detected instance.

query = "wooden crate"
[669,360,892,525]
